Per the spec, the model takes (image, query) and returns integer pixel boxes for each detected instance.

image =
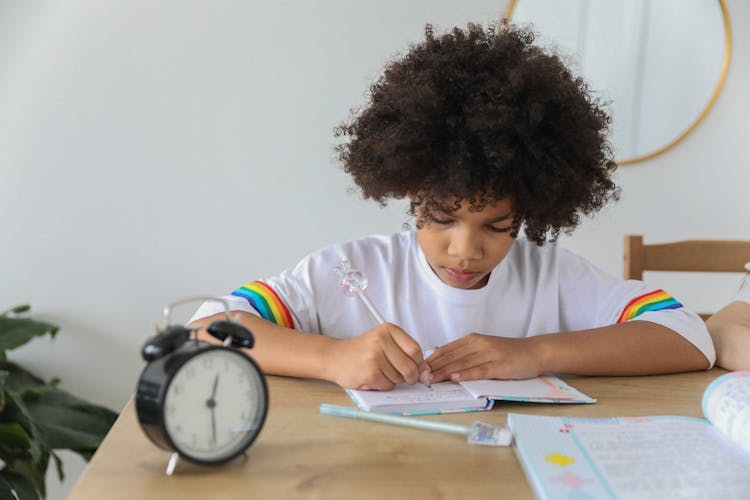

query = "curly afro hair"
[335,22,619,245]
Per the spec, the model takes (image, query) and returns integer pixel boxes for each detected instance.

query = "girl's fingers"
[383,339,420,385]
[446,361,495,382]
[427,343,477,373]
[378,357,406,386]
[383,325,425,385]
[388,327,426,366]
[429,347,494,381]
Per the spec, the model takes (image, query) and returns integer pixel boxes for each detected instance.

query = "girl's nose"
[447,228,483,261]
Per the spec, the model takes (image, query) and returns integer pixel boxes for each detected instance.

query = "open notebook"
[508,371,750,499]
[346,374,595,415]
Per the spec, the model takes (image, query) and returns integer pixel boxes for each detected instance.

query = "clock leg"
[165,452,180,476]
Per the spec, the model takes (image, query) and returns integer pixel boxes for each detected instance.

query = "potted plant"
[0,305,118,499]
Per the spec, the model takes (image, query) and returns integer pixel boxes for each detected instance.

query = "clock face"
[162,347,267,463]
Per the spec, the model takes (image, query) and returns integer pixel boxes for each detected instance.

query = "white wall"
[0,1,747,498]
[511,0,726,161]
[560,1,750,311]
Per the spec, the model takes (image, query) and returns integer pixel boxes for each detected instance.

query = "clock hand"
[211,373,219,399]
[211,406,217,447]
[207,373,220,447]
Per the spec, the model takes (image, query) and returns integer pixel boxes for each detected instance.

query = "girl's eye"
[487,225,512,233]
[432,219,453,225]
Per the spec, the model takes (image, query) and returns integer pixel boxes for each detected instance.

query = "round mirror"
[505,0,731,165]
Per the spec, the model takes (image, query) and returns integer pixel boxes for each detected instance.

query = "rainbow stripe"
[231,281,294,329]
[617,289,683,323]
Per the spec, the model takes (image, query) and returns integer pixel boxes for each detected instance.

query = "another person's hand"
[425,333,544,383]
[326,323,426,390]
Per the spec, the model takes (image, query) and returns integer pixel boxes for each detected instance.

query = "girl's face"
[415,197,516,290]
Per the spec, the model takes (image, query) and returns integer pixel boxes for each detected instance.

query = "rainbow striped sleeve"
[617,289,683,323]
[231,281,295,329]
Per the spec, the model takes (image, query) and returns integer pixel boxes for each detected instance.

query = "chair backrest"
[623,235,750,320]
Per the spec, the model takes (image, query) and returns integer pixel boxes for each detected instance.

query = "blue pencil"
[319,403,512,446]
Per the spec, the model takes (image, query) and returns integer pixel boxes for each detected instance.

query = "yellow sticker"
[545,453,575,466]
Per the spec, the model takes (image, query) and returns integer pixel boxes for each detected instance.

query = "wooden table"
[69,369,726,499]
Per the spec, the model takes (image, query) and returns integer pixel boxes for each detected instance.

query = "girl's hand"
[425,333,545,383]
[326,323,426,391]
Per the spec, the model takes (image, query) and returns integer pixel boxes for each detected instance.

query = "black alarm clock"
[135,297,268,474]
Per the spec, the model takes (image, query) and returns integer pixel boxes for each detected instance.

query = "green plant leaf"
[50,450,64,483]
[0,470,40,500]
[1,389,37,440]
[0,397,48,499]
[0,305,116,498]
[4,456,44,499]
[1,362,116,493]
[0,414,46,498]
[0,369,8,411]
[20,389,117,453]
[3,369,117,452]
[0,361,46,395]
[0,305,30,316]
[0,316,59,354]
[27,439,49,498]
[0,362,49,435]
[0,477,15,500]
[0,364,55,472]
[0,422,31,461]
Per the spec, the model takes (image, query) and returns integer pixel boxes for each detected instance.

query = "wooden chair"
[623,235,750,320]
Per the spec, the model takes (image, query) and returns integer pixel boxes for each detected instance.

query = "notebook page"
[508,413,750,500]
[702,371,750,453]
[346,381,488,414]
[459,375,596,403]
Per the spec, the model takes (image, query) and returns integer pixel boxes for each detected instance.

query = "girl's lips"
[444,267,480,282]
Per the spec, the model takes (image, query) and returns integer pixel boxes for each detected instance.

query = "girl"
[190,23,713,390]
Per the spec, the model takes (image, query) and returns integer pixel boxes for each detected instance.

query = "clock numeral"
[202,357,213,369]
[172,385,181,395]
[166,404,176,415]
[185,366,195,378]
[245,390,254,401]
[175,424,183,434]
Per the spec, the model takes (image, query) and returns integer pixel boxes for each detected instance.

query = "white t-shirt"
[192,231,715,365]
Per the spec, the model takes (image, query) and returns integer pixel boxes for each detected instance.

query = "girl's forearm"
[190,311,337,381]
[708,322,750,370]
[533,320,710,376]
[707,301,750,370]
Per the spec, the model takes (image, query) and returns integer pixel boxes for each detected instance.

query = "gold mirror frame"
[503,0,732,166]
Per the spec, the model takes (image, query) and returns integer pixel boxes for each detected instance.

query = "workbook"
[508,371,750,500]
[346,375,596,415]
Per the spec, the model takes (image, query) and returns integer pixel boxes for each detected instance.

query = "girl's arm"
[189,311,427,390]
[706,301,750,371]
[426,320,710,383]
